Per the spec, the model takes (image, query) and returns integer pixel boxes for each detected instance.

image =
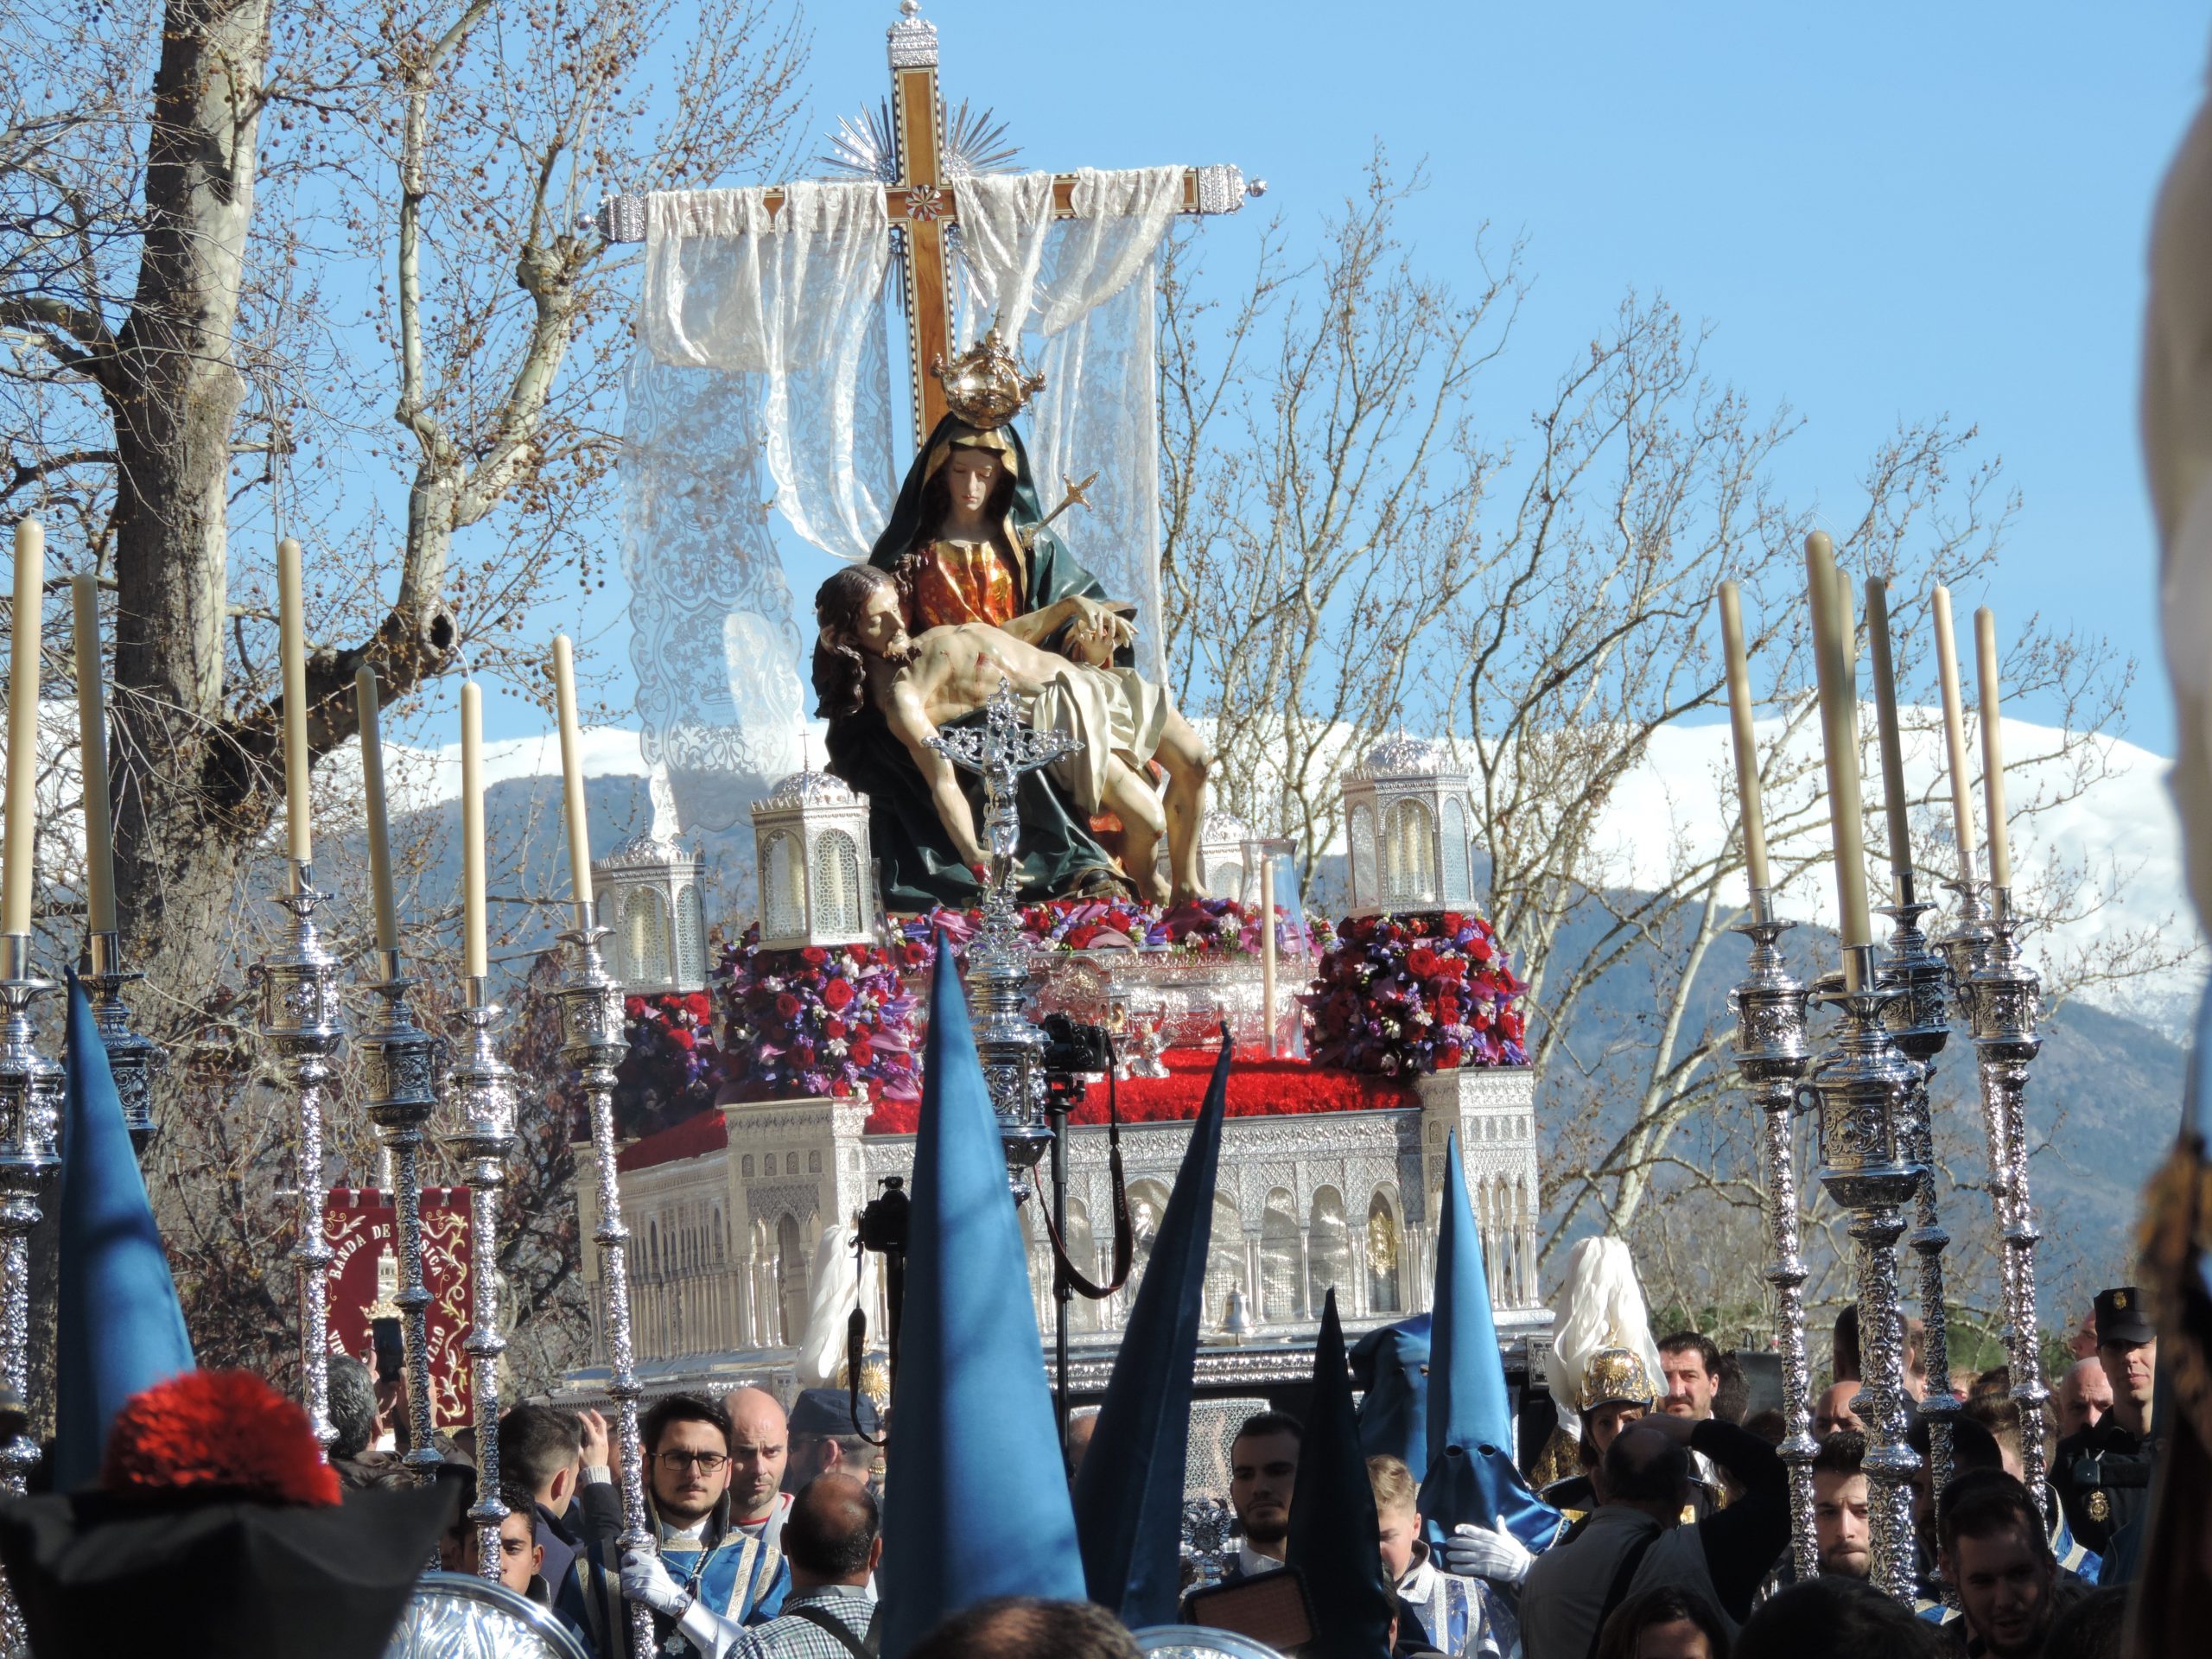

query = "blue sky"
[481,1,2211,752]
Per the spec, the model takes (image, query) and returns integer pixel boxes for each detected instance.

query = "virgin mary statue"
[823,369,1144,911]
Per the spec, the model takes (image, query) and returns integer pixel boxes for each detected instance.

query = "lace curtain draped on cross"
[952,165,1185,683]
[626,182,899,830]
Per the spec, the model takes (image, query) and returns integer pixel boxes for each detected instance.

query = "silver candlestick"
[557,914,655,1659]
[1876,877,1961,1546]
[83,930,162,1153]
[927,679,1078,1197]
[0,932,59,1651]
[1809,944,1924,1605]
[1961,887,2050,1506]
[1726,889,1818,1582]
[446,976,518,1578]
[356,950,444,1488]
[254,864,346,1452]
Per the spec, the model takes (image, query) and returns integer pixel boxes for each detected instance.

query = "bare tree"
[1158,169,2196,1291]
[1158,156,1517,871]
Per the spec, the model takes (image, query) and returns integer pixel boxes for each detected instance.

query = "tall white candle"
[1806,533,1872,977]
[551,637,594,911]
[71,575,116,936]
[1975,607,2012,893]
[355,668,399,957]
[1930,588,1980,887]
[461,679,486,980]
[1716,582,1771,893]
[277,538,312,870]
[1864,576,1912,893]
[1261,854,1279,1057]
[3,521,42,937]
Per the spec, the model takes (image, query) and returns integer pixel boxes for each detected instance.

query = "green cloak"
[828,414,1128,912]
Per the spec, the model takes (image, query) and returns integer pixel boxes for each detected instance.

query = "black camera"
[855,1174,909,1257]
[1039,1012,1110,1077]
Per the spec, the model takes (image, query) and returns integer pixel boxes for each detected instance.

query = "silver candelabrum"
[1876,876,1961,1543]
[928,680,1078,1198]
[1956,887,2050,1505]
[1726,890,1819,1583]
[446,976,518,1578]
[254,864,346,1452]
[556,913,656,1659]
[0,932,58,1650]
[1809,944,1925,1605]
[356,950,445,1489]
[83,930,162,1152]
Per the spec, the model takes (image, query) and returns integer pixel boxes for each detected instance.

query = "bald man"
[2056,1357,2113,1440]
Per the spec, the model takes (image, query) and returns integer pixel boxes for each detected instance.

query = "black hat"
[789,1386,880,1439]
[2094,1287,2157,1347]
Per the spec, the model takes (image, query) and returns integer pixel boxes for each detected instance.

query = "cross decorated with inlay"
[601,0,1262,448]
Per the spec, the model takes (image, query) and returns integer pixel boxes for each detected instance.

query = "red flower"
[1468,937,1493,963]
[775,994,801,1020]
[823,1017,848,1040]
[794,1042,816,1065]
[1440,1043,1464,1067]
[801,946,828,966]
[1407,945,1441,978]
[624,995,647,1018]
[823,978,855,1012]
[850,1038,874,1065]
[684,991,712,1021]
[670,1029,695,1051]
[1437,996,1461,1024]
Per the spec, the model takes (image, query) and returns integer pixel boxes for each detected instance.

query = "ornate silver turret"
[83,930,162,1151]
[445,977,518,1577]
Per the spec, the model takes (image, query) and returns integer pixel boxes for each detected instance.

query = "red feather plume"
[99,1370,340,1507]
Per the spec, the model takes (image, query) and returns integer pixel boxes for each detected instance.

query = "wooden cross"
[601,0,1262,449]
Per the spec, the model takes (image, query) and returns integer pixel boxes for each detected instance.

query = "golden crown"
[930,329,1046,428]
[1579,1346,1657,1413]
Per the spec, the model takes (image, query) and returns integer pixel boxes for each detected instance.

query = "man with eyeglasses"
[562,1389,794,1658]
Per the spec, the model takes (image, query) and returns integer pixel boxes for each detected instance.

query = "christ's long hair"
[813,564,896,721]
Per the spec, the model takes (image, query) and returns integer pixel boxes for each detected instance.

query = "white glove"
[1443,1521,1535,1586]
[620,1548,688,1615]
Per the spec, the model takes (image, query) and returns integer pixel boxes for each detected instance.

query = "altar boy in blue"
[560,1389,791,1658]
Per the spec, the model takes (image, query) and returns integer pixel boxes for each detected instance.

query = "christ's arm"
[884,674,988,870]
[996,593,1134,660]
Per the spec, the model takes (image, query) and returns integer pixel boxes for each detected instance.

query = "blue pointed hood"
[1285,1289,1396,1657]
[877,948,1084,1656]
[54,972,194,1488]
[1417,1129,1563,1551]
[1351,1312,1433,1471]
[1071,1033,1230,1624]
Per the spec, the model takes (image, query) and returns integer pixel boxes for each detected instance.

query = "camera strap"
[845,1305,887,1448]
[1030,1030,1141,1300]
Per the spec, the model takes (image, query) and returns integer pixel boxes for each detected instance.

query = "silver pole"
[254,861,346,1452]
[1875,875,1961,1558]
[0,931,60,1650]
[447,974,518,1578]
[82,929,162,1154]
[1810,942,1924,1604]
[356,948,444,1488]
[1960,887,2050,1507]
[557,912,656,1659]
[1726,888,1818,1580]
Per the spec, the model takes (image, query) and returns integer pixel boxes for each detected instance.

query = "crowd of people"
[310,1263,2158,1659]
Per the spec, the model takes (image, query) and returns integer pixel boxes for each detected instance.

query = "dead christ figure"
[814,564,1211,905]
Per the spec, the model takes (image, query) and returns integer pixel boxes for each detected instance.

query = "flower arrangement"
[895,895,1313,964]
[619,990,726,1121]
[1303,911,1529,1076]
[714,927,922,1104]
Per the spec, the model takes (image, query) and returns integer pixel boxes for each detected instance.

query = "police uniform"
[2052,1287,2161,1558]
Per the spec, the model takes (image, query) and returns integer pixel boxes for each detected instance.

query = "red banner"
[324,1186,474,1433]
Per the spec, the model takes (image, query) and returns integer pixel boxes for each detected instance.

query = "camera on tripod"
[1039,1011,1111,1107]
[855,1174,908,1257]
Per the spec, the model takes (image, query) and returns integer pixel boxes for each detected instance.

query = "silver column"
[356,951,445,1486]
[82,930,162,1154]
[557,915,656,1659]
[254,864,346,1451]
[1875,880,1961,1541]
[1961,887,2050,1506]
[446,976,518,1577]
[1726,891,1817,1580]
[1809,944,1924,1604]
[0,932,58,1650]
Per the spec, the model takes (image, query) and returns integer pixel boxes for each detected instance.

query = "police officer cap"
[2093,1286,2156,1347]
[788,1387,880,1438]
